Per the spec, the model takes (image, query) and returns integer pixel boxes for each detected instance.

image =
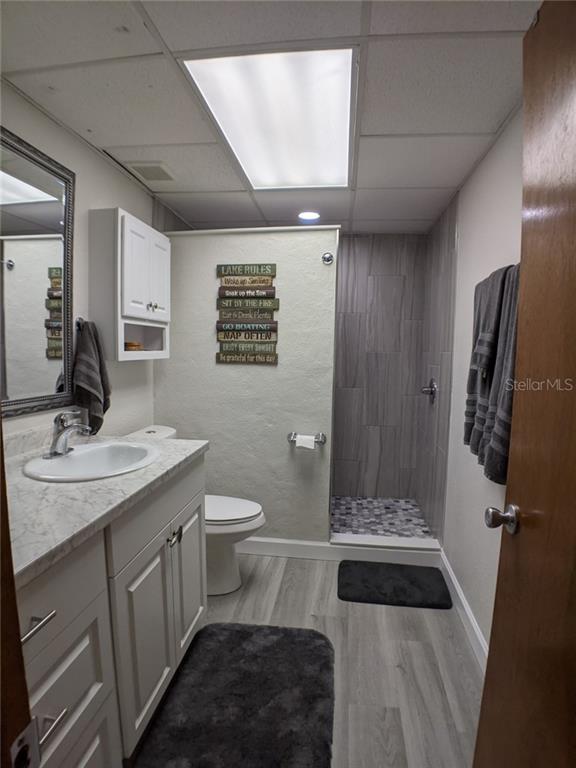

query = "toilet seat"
[205,495,263,526]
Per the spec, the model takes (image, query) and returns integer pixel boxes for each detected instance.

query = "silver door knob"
[421,378,438,404]
[484,504,519,535]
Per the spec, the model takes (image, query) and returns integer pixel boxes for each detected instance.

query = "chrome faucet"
[45,410,92,458]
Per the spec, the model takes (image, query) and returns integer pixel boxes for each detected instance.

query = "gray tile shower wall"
[332,234,428,499]
[332,211,457,539]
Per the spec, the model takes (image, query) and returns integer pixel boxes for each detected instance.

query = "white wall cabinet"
[89,208,171,360]
[107,487,206,757]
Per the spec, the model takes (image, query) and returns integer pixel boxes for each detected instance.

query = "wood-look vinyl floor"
[207,555,483,768]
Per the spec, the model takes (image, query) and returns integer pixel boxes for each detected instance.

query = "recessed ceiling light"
[0,171,58,205]
[298,211,321,222]
[184,49,353,189]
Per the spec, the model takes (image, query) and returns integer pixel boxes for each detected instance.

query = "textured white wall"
[444,111,523,642]
[2,84,155,436]
[155,228,338,541]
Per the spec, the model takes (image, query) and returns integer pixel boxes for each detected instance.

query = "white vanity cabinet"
[17,534,123,768]
[106,460,207,756]
[89,208,171,361]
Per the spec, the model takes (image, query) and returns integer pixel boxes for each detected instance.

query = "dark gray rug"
[338,560,453,609]
[134,622,335,768]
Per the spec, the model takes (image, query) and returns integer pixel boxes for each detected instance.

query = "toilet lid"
[205,495,263,525]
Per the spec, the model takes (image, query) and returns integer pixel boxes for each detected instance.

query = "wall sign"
[46,267,63,359]
[216,264,278,365]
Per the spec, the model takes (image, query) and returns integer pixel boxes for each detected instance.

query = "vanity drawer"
[18,533,107,664]
[25,590,115,768]
[106,456,204,576]
[60,694,122,768]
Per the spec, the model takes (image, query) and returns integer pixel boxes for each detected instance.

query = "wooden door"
[148,232,171,322]
[108,522,176,756]
[1,416,37,767]
[121,213,151,320]
[171,494,206,664]
[474,4,576,766]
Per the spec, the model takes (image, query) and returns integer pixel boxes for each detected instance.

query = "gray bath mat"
[134,622,335,768]
[338,560,452,609]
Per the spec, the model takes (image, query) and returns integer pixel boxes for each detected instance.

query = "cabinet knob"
[153,302,159,310]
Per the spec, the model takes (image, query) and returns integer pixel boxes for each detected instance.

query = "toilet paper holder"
[287,432,327,446]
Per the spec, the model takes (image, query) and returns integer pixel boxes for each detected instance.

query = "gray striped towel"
[73,321,110,434]
[465,266,512,455]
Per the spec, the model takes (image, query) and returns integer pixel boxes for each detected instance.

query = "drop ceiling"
[1,1,540,233]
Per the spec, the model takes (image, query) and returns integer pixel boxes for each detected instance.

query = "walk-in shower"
[331,208,457,544]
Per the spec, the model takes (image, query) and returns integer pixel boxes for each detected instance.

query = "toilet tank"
[125,424,177,439]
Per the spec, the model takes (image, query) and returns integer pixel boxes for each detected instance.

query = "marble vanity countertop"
[6,437,209,590]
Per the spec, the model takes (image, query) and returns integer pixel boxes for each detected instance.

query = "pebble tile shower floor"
[330,496,432,538]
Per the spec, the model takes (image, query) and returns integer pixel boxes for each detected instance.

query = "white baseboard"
[440,550,488,672]
[236,536,442,567]
[330,532,440,551]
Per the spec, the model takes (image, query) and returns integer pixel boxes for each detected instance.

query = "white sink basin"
[24,441,160,482]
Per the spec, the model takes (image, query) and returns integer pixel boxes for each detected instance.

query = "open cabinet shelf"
[119,320,170,361]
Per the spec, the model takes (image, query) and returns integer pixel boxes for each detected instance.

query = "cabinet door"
[121,213,151,320]
[109,523,175,756]
[149,232,171,322]
[171,494,206,664]
[61,694,122,768]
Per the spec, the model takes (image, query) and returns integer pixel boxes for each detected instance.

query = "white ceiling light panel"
[184,49,353,189]
[0,171,58,205]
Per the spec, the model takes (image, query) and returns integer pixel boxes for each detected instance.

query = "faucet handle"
[54,409,84,430]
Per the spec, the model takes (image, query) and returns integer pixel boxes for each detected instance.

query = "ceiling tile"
[353,189,454,221]
[144,1,362,53]
[369,1,539,35]
[106,144,245,192]
[361,36,522,135]
[1,2,160,72]
[254,190,352,223]
[156,192,264,224]
[350,220,432,234]
[8,58,216,147]
[356,135,493,188]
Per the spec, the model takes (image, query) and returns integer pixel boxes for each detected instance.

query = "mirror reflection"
[0,140,70,406]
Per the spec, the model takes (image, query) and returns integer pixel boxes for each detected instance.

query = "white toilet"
[204,495,265,595]
[126,425,266,596]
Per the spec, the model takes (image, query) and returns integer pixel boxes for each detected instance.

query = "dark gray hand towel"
[73,321,111,434]
[465,265,512,456]
[481,264,520,484]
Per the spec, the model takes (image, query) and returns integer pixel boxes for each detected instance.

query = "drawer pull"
[167,525,183,548]
[21,610,57,644]
[39,707,68,749]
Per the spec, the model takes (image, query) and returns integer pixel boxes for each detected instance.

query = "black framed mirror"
[0,127,75,417]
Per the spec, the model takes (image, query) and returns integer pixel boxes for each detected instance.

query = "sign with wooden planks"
[220,342,277,354]
[220,275,274,288]
[219,308,274,321]
[216,263,279,364]
[217,298,279,310]
[217,264,276,277]
[218,287,276,298]
[216,352,278,365]
[217,330,277,342]
[216,321,277,332]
